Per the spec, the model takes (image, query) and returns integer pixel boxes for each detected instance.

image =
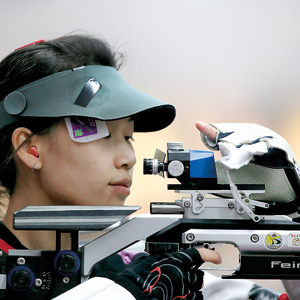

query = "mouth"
[109,179,132,196]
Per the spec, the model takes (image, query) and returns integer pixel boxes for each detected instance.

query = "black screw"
[58,254,76,274]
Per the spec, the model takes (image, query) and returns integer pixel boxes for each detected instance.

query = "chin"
[98,196,127,206]
[110,199,126,206]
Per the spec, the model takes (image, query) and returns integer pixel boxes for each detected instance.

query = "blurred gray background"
[2,0,300,294]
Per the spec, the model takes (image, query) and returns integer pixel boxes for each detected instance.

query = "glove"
[90,251,149,277]
[200,123,300,215]
[120,248,204,300]
[249,284,290,300]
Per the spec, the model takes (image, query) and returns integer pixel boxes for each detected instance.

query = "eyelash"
[125,136,134,142]
[106,134,134,142]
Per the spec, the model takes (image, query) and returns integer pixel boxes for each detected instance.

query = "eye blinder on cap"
[74,78,101,108]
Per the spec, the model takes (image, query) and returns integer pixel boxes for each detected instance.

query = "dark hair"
[0,34,122,193]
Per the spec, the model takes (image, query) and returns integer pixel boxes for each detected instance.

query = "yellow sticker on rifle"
[265,232,283,250]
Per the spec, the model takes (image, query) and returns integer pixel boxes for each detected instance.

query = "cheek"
[40,145,114,203]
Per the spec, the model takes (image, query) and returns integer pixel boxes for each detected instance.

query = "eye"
[125,136,134,142]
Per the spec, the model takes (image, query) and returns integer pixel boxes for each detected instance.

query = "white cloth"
[52,277,136,300]
[218,141,268,170]
[200,122,300,203]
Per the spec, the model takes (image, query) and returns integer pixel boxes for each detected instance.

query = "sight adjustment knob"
[8,266,34,292]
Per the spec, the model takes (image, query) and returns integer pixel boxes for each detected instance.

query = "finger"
[170,248,205,268]
[187,269,204,290]
[197,248,222,265]
[187,290,203,300]
[195,122,218,142]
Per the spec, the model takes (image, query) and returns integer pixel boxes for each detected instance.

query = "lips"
[109,178,132,196]
[110,178,132,188]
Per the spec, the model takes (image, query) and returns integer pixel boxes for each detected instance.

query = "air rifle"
[1,142,300,299]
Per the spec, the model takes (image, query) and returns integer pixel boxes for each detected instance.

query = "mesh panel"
[216,161,295,203]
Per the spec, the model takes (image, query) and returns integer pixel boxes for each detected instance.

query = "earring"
[32,163,37,172]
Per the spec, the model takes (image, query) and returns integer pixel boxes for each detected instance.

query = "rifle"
[1,142,300,299]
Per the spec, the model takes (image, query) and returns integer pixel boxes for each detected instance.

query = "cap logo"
[74,78,101,108]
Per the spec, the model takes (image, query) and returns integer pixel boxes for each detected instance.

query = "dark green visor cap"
[0,65,176,132]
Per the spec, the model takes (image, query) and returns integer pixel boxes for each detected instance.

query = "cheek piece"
[28,146,39,158]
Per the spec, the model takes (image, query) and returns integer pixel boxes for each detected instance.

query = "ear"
[11,127,42,171]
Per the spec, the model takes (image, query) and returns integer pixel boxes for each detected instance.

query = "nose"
[115,143,136,170]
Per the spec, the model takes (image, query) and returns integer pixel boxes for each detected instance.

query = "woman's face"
[39,117,136,206]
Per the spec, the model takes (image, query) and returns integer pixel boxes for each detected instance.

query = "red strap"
[0,239,15,254]
[278,294,290,300]
[15,39,45,51]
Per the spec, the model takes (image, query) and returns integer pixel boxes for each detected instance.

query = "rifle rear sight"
[143,142,217,187]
